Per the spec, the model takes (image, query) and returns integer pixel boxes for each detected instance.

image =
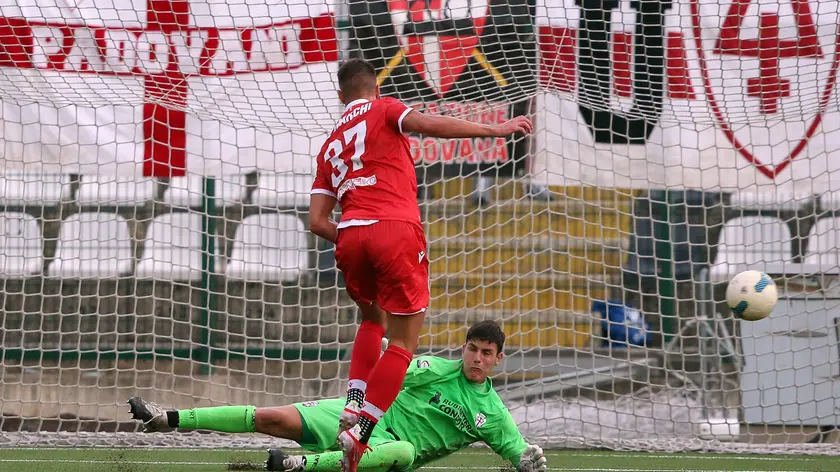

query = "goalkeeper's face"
[461,340,503,383]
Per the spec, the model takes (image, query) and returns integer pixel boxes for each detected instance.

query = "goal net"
[0,0,839,455]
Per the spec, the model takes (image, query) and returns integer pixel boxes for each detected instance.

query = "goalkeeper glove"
[519,444,547,472]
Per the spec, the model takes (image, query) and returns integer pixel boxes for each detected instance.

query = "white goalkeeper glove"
[519,444,547,472]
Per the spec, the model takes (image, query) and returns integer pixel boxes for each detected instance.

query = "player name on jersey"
[333,102,372,132]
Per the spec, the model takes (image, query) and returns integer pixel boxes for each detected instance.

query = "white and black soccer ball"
[726,270,778,321]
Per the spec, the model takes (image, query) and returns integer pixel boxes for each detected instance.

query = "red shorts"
[334,220,430,315]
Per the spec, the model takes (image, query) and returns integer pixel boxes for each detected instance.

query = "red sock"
[357,345,412,443]
[346,320,386,406]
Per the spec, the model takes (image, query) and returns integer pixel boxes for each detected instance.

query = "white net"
[0,0,839,455]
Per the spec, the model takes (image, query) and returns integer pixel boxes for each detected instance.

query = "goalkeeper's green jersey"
[378,355,528,470]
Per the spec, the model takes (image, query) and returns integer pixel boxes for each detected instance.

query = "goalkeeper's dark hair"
[466,320,506,354]
[337,58,377,100]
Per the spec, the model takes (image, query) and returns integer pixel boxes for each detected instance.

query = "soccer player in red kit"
[309,58,532,472]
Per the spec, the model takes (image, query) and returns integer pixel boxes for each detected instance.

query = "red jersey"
[311,97,420,226]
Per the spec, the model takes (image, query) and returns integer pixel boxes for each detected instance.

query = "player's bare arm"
[401,111,532,139]
[309,193,339,243]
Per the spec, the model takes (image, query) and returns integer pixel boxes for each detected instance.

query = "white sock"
[360,402,386,423]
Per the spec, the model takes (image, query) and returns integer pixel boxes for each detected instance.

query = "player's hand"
[519,444,547,472]
[493,116,532,137]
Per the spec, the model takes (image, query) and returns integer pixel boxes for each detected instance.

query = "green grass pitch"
[0,448,834,472]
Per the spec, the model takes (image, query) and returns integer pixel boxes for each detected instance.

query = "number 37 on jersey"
[310,98,421,225]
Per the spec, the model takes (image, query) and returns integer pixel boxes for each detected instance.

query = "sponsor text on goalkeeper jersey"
[378,356,527,469]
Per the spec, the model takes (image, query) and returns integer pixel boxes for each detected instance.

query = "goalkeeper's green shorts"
[293,398,399,453]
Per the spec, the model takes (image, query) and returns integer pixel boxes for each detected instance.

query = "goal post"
[0,0,839,455]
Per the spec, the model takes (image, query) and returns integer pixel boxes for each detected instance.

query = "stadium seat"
[729,190,812,211]
[0,212,43,278]
[49,213,133,278]
[136,213,205,282]
[251,173,313,208]
[803,218,840,271]
[77,175,155,207]
[164,174,249,208]
[0,171,70,206]
[226,213,308,282]
[821,191,840,210]
[709,216,795,282]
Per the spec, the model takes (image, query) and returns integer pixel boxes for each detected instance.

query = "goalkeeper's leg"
[127,397,304,441]
[267,440,414,472]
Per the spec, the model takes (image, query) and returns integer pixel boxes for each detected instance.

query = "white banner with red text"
[0,0,339,176]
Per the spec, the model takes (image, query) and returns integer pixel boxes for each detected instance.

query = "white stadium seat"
[710,216,795,282]
[729,190,811,211]
[804,218,840,270]
[226,214,308,282]
[252,173,313,208]
[0,172,70,206]
[821,191,840,210]
[136,213,205,282]
[77,175,155,207]
[49,213,133,278]
[164,174,248,208]
[0,212,43,278]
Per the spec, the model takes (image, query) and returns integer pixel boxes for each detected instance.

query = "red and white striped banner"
[534,0,840,192]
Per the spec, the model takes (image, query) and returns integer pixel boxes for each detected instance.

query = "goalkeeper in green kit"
[127,320,547,472]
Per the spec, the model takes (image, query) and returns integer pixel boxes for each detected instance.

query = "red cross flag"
[0,0,338,176]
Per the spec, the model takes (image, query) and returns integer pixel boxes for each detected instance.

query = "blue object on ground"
[591,299,652,347]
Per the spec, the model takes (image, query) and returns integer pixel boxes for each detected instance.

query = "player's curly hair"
[465,320,506,354]
[337,58,377,99]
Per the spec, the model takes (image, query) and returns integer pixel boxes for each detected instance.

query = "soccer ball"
[726,270,778,321]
